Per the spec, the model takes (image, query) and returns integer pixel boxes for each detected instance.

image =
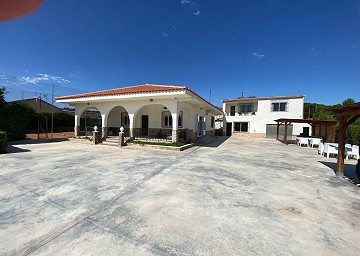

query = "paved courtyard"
[0,137,359,255]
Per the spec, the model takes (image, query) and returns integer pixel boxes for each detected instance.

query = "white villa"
[222,94,310,138]
[56,84,222,142]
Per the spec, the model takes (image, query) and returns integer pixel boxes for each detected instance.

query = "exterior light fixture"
[150,99,153,102]
[94,125,98,132]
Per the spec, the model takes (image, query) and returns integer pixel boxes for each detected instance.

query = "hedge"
[0,131,8,153]
[346,125,360,146]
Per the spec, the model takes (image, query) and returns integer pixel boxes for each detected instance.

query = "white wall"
[223,97,310,135]
[72,98,218,136]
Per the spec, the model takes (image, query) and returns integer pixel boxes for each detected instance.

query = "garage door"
[266,124,293,139]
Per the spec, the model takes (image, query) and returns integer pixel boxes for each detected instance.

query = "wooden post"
[319,123,322,141]
[331,124,336,143]
[284,122,288,145]
[276,122,280,140]
[337,116,347,175]
[311,123,315,137]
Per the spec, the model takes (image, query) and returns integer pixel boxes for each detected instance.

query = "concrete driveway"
[0,137,359,255]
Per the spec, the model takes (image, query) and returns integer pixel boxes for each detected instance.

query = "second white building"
[222,94,310,138]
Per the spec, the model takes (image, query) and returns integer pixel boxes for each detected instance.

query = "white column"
[128,113,135,138]
[171,104,179,142]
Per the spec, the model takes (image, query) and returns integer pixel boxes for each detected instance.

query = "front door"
[198,116,203,136]
[141,115,149,136]
[226,122,232,136]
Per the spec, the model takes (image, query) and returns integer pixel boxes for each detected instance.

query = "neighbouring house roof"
[222,94,305,103]
[10,98,63,114]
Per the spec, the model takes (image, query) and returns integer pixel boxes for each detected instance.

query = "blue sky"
[0,0,359,106]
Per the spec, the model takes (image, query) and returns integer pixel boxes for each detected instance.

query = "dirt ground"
[26,132,75,139]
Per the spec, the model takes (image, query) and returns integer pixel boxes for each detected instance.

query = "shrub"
[346,125,360,146]
[2,102,35,141]
[0,131,8,153]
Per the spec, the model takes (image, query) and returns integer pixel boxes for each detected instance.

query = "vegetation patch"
[130,140,187,147]
[0,131,8,153]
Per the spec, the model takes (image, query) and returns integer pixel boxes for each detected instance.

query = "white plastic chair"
[318,142,324,155]
[346,145,359,160]
[310,138,322,148]
[297,137,308,147]
[323,143,338,158]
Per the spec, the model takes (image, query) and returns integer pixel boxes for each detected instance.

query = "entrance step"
[101,136,119,146]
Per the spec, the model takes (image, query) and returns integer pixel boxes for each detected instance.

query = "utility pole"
[51,84,54,139]
[37,94,41,139]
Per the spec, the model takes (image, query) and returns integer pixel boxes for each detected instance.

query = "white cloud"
[309,48,318,56]
[172,25,177,31]
[162,32,169,38]
[251,52,265,58]
[19,73,71,85]
[180,0,200,16]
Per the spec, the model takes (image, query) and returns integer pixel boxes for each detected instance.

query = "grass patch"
[130,140,188,147]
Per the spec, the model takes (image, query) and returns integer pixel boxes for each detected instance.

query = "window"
[178,111,183,128]
[272,102,288,112]
[121,112,129,127]
[234,122,249,132]
[239,104,254,113]
[162,111,172,127]
[211,116,215,128]
[230,106,235,116]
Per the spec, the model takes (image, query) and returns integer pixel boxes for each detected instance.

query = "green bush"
[0,131,8,153]
[1,102,35,141]
[346,125,360,146]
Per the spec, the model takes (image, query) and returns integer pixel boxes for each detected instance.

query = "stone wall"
[185,129,197,142]
[205,130,215,137]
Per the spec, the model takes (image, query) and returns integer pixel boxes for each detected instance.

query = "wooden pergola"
[274,118,337,145]
[331,102,360,175]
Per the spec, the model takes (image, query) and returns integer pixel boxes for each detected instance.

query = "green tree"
[342,98,355,106]
[3,102,35,140]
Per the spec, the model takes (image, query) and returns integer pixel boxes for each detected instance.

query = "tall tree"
[342,98,355,106]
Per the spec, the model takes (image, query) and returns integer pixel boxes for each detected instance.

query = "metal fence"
[0,72,88,138]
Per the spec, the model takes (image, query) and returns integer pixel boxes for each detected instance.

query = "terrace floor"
[0,137,359,255]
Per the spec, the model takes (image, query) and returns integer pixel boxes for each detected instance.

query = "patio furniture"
[346,145,359,160]
[318,142,325,155]
[323,143,338,158]
[309,138,322,148]
[297,137,309,147]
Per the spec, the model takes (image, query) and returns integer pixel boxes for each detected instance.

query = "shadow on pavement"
[5,145,31,153]
[197,136,230,148]
[9,138,69,146]
[319,161,359,182]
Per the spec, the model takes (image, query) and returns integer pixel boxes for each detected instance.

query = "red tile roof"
[55,84,188,100]
[56,83,222,114]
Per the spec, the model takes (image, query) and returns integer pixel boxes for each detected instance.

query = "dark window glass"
[230,106,235,116]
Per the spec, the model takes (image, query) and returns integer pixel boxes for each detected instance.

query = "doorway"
[226,123,232,136]
[141,115,149,136]
[198,116,203,136]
